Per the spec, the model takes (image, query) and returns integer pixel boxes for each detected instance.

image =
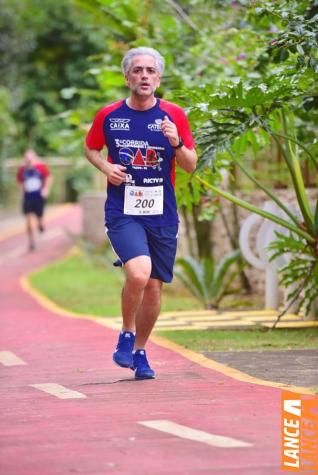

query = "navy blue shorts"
[23,195,45,217]
[106,217,178,283]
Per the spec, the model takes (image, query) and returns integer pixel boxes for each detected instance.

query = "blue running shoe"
[113,331,135,368]
[133,349,155,380]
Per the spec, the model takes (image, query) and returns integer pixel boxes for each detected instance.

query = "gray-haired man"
[85,47,197,379]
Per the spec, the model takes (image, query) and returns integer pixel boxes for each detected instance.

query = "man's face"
[24,149,37,167]
[125,55,160,97]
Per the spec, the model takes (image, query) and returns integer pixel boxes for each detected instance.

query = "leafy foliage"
[268,232,318,319]
[2,0,317,319]
[187,0,318,319]
[0,86,17,201]
[175,250,241,309]
[0,0,104,156]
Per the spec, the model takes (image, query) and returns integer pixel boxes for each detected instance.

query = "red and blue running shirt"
[17,163,50,198]
[85,99,195,226]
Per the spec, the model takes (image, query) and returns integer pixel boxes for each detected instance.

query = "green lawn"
[156,328,318,351]
[30,251,318,351]
[30,252,202,317]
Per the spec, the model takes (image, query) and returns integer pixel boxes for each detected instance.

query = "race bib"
[24,176,42,193]
[124,185,163,216]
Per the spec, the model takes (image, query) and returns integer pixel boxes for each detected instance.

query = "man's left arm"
[174,144,197,174]
[42,174,53,198]
[161,115,197,173]
[40,164,53,198]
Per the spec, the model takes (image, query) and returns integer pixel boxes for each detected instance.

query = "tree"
[0,0,104,155]
[183,0,318,319]
[175,251,241,309]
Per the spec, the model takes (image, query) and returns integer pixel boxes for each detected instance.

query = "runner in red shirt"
[85,47,197,379]
[17,149,53,251]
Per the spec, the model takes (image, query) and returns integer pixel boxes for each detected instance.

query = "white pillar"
[265,268,279,309]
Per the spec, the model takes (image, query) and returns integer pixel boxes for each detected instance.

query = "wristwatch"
[172,137,184,149]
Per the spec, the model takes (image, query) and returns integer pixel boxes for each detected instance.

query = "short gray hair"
[121,47,165,76]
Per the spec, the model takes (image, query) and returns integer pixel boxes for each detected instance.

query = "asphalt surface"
[203,349,318,389]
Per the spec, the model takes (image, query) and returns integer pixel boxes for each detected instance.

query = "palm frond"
[175,256,205,300]
[214,250,241,295]
[202,256,215,300]
[174,270,204,302]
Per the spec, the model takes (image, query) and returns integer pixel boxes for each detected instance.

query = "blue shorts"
[23,194,45,217]
[106,217,178,283]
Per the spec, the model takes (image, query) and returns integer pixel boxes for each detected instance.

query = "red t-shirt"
[17,163,50,196]
[86,98,195,226]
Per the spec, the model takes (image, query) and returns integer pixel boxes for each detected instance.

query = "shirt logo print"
[119,148,163,171]
[147,118,162,132]
[110,118,130,131]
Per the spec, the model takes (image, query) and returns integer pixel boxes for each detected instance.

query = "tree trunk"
[192,202,213,258]
[180,206,196,257]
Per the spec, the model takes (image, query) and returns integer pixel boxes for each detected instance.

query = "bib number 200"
[135,198,155,209]
[124,185,163,215]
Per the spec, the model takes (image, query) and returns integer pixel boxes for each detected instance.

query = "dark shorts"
[106,217,178,283]
[23,195,45,217]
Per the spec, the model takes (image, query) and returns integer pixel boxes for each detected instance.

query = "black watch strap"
[172,137,184,149]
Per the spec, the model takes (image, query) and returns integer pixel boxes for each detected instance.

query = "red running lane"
[1,204,284,475]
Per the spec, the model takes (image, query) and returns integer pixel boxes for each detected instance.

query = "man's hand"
[41,188,49,199]
[41,175,53,198]
[160,115,197,173]
[84,146,127,186]
[106,164,127,186]
[161,115,179,147]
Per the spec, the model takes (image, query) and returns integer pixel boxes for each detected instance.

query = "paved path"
[0,204,313,475]
[204,349,318,389]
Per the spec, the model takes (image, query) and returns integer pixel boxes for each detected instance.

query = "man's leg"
[112,254,151,369]
[37,197,45,232]
[122,255,152,332]
[131,278,162,379]
[26,214,35,250]
[135,278,162,349]
[37,216,44,233]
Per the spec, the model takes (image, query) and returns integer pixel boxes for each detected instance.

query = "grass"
[157,328,318,352]
[30,252,202,317]
[30,250,318,352]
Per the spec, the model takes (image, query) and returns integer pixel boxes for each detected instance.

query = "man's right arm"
[84,145,127,186]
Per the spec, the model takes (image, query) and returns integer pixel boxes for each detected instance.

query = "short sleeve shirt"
[85,99,195,226]
[17,163,50,198]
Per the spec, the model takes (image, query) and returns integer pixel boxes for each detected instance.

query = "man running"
[85,47,197,379]
[17,149,52,251]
